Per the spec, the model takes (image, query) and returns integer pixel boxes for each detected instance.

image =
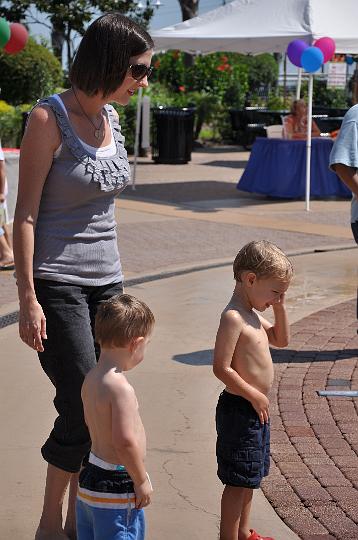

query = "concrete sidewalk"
[1,146,357,539]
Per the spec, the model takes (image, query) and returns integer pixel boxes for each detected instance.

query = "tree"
[177,0,199,21]
[0,1,154,68]
[176,0,199,66]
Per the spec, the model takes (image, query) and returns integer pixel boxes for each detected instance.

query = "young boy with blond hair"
[76,294,155,540]
[213,240,293,540]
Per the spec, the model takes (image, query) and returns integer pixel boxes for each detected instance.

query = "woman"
[13,13,153,540]
[283,98,321,140]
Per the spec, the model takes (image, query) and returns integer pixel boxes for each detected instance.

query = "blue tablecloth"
[237,137,351,198]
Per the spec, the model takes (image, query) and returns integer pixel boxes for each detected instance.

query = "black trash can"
[151,106,195,164]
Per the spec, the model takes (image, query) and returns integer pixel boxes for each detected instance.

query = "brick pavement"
[263,299,358,540]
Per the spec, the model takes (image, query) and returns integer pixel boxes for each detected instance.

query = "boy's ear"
[245,272,257,287]
[129,336,144,353]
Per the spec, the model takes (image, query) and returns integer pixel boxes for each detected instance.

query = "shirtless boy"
[213,240,293,540]
[76,294,155,540]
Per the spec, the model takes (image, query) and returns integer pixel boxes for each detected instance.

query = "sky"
[29,0,227,39]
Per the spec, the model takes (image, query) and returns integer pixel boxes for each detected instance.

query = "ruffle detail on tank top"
[40,98,131,193]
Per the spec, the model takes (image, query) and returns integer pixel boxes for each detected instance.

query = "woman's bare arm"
[13,105,60,351]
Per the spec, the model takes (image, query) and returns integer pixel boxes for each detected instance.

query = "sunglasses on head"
[129,63,153,81]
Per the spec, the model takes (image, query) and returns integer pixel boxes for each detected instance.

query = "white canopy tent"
[150,0,358,209]
[151,0,358,54]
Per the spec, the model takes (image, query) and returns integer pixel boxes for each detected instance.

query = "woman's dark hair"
[70,13,154,98]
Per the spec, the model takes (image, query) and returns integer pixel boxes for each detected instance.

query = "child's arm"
[259,293,290,348]
[213,310,269,424]
[111,386,152,509]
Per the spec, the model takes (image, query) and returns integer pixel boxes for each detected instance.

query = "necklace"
[72,87,105,140]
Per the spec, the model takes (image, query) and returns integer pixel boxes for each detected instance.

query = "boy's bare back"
[82,364,146,465]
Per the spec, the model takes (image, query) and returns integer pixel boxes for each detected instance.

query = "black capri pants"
[34,278,123,473]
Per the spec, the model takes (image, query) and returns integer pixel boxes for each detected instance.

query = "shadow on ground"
[173,349,213,365]
[272,348,358,363]
[201,160,249,169]
[173,348,358,366]
[120,180,271,211]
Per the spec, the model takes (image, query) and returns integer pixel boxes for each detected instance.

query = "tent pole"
[132,87,143,190]
[296,67,302,99]
[305,74,313,212]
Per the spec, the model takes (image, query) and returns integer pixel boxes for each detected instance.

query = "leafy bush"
[112,98,138,154]
[152,51,249,107]
[0,37,63,105]
[312,80,349,108]
[0,100,33,147]
[237,53,279,94]
[150,51,251,140]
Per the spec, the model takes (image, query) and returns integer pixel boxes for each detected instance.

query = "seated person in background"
[283,99,321,140]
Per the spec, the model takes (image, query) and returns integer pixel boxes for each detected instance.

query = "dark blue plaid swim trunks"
[216,390,270,488]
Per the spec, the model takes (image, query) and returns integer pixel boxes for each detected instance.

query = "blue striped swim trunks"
[76,452,145,539]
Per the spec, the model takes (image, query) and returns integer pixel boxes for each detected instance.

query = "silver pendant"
[94,129,102,139]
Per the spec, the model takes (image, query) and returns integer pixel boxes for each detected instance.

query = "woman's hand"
[19,299,47,352]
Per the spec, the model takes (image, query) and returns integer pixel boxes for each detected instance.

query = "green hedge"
[0,37,63,106]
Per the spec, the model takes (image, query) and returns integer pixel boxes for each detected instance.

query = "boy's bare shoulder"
[105,373,137,405]
[84,368,135,401]
[221,306,244,327]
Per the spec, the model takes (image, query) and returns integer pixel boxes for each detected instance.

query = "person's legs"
[35,280,97,538]
[64,472,80,539]
[351,221,358,244]
[0,227,13,264]
[34,279,124,538]
[220,485,246,540]
[35,464,72,539]
[3,222,12,249]
[238,488,253,540]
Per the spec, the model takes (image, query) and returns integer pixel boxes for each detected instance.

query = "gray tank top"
[33,95,130,286]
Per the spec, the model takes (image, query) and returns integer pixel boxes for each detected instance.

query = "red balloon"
[4,23,28,54]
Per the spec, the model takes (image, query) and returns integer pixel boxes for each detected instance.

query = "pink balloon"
[314,37,336,63]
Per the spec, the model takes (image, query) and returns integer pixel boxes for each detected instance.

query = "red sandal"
[247,530,275,540]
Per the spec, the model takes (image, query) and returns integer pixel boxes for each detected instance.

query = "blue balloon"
[301,46,324,72]
[346,55,354,65]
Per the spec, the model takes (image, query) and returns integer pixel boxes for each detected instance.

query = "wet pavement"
[0,146,357,539]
